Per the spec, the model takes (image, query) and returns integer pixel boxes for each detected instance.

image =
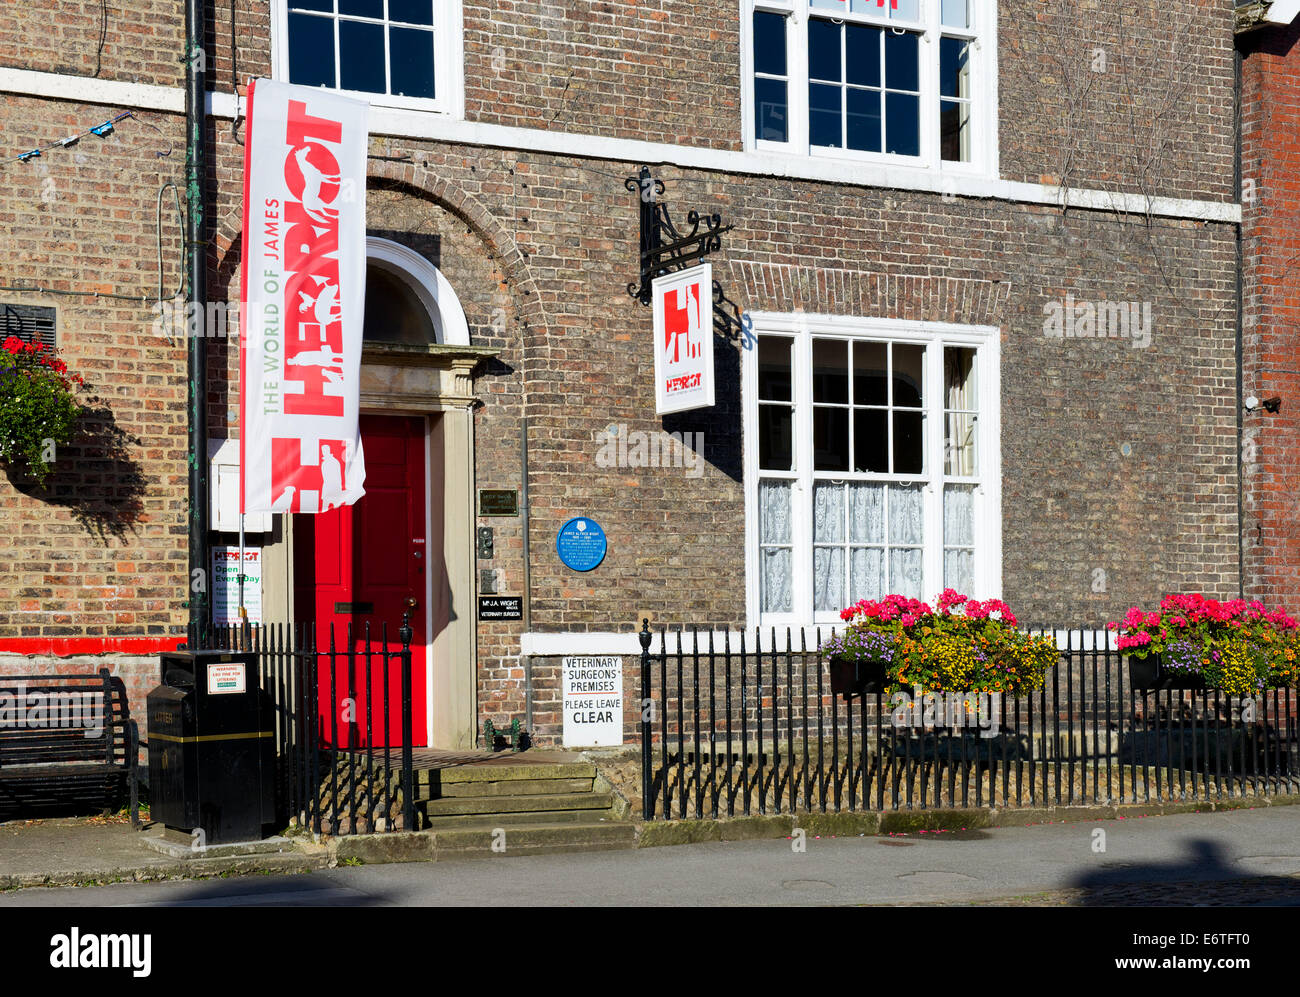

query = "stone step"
[419,776,594,800]
[417,808,620,830]
[428,821,637,860]
[421,791,614,818]
[427,761,597,785]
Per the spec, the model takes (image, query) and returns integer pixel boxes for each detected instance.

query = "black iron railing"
[637,622,1300,821]
[186,614,415,834]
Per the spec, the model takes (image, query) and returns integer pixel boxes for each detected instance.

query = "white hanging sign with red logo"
[239,78,369,515]
[651,263,714,415]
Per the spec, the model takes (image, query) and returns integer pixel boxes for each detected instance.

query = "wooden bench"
[0,669,140,826]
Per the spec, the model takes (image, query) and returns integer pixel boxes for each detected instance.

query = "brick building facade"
[1240,5,1300,613]
[0,1,1255,749]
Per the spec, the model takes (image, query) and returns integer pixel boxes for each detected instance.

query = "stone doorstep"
[430,776,595,798]
[429,761,597,784]
[421,791,614,817]
[416,809,622,829]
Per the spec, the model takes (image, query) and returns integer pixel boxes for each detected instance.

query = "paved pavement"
[2,806,1298,906]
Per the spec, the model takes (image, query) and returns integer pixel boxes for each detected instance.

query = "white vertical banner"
[239,78,369,514]
[652,263,715,415]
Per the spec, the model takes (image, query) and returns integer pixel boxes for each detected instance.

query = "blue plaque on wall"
[556,517,607,572]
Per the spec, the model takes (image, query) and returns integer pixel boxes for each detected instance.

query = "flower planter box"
[828,656,889,700]
[1128,654,1206,692]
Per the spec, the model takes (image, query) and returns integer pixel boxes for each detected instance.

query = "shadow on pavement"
[1067,839,1300,906]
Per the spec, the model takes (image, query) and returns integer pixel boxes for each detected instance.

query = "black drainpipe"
[186,0,211,634]
[1235,44,1246,600]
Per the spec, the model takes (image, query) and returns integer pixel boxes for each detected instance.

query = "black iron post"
[399,611,414,831]
[639,619,652,820]
[185,0,210,635]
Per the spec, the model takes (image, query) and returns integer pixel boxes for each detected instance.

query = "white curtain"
[760,480,792,613]
[944,484,975,593]
[813,483,843,610]
[848,483,885,602]
[945,349,977,476]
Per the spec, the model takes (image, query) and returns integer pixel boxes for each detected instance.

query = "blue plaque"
[556,517,607,572]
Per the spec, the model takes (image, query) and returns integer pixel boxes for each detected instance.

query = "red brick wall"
[1241,22,1300,610]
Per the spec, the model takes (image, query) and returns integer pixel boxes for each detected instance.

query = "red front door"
[295,414,428,748]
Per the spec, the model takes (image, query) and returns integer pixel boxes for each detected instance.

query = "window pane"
[891,0,920,20]
[762,549,793,613]
[944,485,975,546]
[845,25,880,88]
[849,483,885,542]
[812,339,848,403]
[944,549,974,594]
[941,0,971,28]
[809,83,842,147]
[890,548,923,599]
[814,547,845,611]
[808,19,842,83]
[945,346,976,405]
[850,546,885,602]
[340,19,385,93]
[814,482,845,542]
[846,88,882,152]
[759,406,794,471]
[339,0,383,17]
[814,407,850,471]
[889,484,923,544]
[389,0,435,26]
[884,30,918,91]
[944,412,977,474]
[755,78,789,142]
[288,13,336,88]
[941,100,970,162]
[758,337,792,401]
[289,0,333,12]
[753,11,787,76]
[390,27,436,98]
[885,92,920,156]
[760,480,792,544]
[940,37,970,99]
[853,341,887,405]
[893,343,924,407]
[853,408,888,472]
[893,410,924,473]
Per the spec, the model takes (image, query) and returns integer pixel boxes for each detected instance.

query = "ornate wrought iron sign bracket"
[625,166,732,305]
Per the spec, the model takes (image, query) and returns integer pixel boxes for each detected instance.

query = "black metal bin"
[147,649,276,844]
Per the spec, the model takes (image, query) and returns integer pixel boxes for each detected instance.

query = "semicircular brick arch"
[365,161,550,367]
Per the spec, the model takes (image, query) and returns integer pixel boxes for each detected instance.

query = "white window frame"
[742,312,1003,631]
[272,0,464,119]
[739,0,998,180]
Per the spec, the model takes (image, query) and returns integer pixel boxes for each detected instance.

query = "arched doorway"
[293,238,493,750]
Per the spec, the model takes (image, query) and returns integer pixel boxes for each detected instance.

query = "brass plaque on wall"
[478,489,519,517]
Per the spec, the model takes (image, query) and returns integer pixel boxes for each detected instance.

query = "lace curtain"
[944,484,974,593]
[760,480,792,613]
[812,482,923,609]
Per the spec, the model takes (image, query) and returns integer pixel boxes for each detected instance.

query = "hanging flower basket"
[1127,653,1206,692]
[0,336,85,486]
[824,590,1056,702]
[1110,594,1300,696]
[828,656,889,699]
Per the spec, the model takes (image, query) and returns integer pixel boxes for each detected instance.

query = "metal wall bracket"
[625,166,733,305]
